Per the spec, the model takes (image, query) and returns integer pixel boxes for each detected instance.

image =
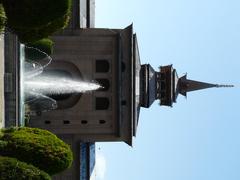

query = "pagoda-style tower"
[140,64,233,107]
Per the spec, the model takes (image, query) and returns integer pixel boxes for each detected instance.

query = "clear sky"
[94,1,240,180]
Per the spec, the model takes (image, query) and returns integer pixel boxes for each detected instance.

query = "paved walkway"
[0,34,4,128]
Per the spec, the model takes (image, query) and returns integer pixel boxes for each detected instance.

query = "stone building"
[4,0,232,180]
[27,1,142,179]
[30,24,141,146]
[3,1,98,180]
[4,0,233,179]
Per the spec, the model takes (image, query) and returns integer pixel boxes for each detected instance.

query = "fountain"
[21,44,101,119]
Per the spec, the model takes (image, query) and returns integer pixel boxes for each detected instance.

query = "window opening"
[95,97,109,110]
[81,120,88,124]
[95,79,110,91]
[45,120,51,124]
[63,120,70,124]
[96,60,110,73]
[99,120,106,124]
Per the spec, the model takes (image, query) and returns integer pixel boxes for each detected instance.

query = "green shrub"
[2,0,72,29]
[27,38,54,55]
[0,156,51,180]
[0,4,6,33]
[14,14,70,43]
[25,38,54,60]
[0,127,73,175]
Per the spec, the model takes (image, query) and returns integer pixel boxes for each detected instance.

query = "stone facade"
[4,32,21,127]
[0,34,4,128]
[29,25,139,146]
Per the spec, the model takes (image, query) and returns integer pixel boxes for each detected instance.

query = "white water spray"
[23,45,101,112]
[25,76,101,95]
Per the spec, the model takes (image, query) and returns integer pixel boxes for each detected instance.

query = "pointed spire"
[142,64,235,107]
[178,74,234,97]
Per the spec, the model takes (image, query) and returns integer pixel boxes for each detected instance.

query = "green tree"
[0,156,51,180]
[0,127,73,175]
[25,38,54,60]
[2,0,71,43]
[0,4,6,33]
[14,14,70,43]
[2,0,71,29]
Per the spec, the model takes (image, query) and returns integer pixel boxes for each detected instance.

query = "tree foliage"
[2,0,71,28]
[0,156,51,180]
[14,14,70,43]
[0,127,73,175]
[0,4,6,33]
[2,0,71,43]
[27,38,54,55]
[25,38,54,60]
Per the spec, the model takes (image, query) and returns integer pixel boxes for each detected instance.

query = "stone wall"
[0,34,4,128]
[4,32,20,127]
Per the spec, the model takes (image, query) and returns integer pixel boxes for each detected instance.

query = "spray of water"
[23,45,102,112]
[24,45,53,68]
[25,76,101,95]
[24,61,44,79]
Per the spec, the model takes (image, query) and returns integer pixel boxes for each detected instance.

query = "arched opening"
[95,79,110,91]
[96,60,110,73]
[44,69,73,100]
[41,68,82,109]
[95,97,110,110]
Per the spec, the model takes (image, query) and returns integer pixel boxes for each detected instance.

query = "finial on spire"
[215,84,234,88]
[177,75,234,95]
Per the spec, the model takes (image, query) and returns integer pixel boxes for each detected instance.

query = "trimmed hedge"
[0,4,6,33]
[0,127,73,175]
[14,14,70,43]
[0,156,51,180]
[25,38,54,60]
[2,0,72,29]
[27,38,54,55]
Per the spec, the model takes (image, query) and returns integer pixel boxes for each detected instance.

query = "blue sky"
[94,1,240,180]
